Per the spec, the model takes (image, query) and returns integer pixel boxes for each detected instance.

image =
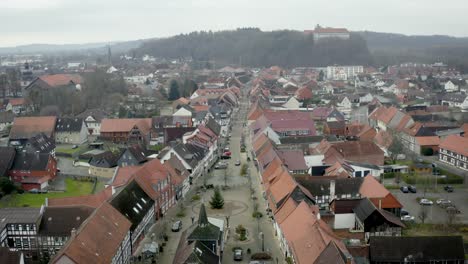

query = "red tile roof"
[100,118,152,134]
[52,202,131,264]
[439,135,468,156]
[280,202,349,264]
[8,98,25,106]
[48,187,113,208]
[39,74,83,87]
[416,136,440,146]
[9,116,57,140]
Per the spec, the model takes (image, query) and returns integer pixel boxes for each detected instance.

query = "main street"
[134,85,283,263]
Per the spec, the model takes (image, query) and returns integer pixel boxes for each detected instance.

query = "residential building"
[117,145,148,167]
[6,98,27,115]
[76,108,108,137]
[36,206,94,256]
[51,202,132,264]
[439,135,468,171]
[0,208,41,253]
[9,116,57,146]
[0,112,14,134]
[54,118,88,145]
[326,65,363,81]
[100,118,152,145]
[9,152,57,191]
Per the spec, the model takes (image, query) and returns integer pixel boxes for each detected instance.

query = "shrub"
[176,212,186,218]
[252,211,263,218]
[383,172,396,179]
[251,252,272,260]
[235,225,247,241]
[421,147,434,156]
[191,194,200,201]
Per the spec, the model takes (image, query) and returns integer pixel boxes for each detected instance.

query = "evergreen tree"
[209,187,224,209]
[168,80,180,101]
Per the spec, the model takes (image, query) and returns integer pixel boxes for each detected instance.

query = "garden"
[0,178,97,208]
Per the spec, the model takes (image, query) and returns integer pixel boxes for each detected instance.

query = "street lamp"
[259,232,264,252]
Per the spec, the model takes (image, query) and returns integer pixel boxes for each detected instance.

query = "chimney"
[346,256,353,264]
[111,186,116,195]
[330,180,336,200]
[378,199,382,209]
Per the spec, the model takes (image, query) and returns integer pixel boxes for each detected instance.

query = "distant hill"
[133,28,373,67]
[0,39,149,55]
[359,31,468,72]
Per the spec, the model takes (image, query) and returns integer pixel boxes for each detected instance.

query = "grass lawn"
[403,223,468,241]
[0,178,94,208]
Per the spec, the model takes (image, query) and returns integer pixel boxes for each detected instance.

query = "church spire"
[198,203,208,227]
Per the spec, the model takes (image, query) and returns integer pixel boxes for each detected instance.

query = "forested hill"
[359,31,468,72]
[133,28,373,67]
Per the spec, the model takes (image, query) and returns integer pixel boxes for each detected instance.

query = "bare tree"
[418,205,429,224]
[386,129,405,164]
[446,208,458,227]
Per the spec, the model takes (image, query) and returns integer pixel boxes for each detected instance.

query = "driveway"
[57,157,90,176]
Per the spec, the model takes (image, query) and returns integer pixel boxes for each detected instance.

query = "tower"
[107,44,112,66]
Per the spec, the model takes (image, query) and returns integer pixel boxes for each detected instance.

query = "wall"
[333,213,356,229]
[89,166,117,178]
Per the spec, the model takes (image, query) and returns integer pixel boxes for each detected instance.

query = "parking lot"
[392,186,468,224]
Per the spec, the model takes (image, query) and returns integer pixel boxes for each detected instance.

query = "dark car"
[400,186,409,193]
[408,185,417,193]
[444,185,454,192]
[400,209,409,216]
[171,221,182,232]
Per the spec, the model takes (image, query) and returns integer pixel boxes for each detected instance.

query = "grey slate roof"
[11,151,51,171]
[188,204,221,241]
[0,147,16,177]
[295,176,364,197]
[0,207,41,230]
[38,206,94,236]
[206,117,221,136]
[55,118,83,132]
[24,133,55,154]
[109,180,155,231]
[369,236,465,262]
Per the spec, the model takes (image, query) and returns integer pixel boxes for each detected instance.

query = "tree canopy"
[134,28,373,67]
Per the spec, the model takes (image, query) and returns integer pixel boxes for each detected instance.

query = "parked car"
[444,185,454,192]
[233,248,243,261]
[171,221,182,232]
[401,215,415,222]
[235,160,241,166]
[419,198,433,206]
[400,186,409,193]
[400,209,409,216]
[215,162,228,169]
[221,155,232,160]
[408,186,417,193]
[436,198,452,205]
[224,146,230,151]
[71,145,78,149]
[223,151,232,156]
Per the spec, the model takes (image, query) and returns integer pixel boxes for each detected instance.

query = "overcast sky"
[1,0,468,47]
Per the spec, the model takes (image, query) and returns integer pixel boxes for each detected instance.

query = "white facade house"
[326,65,363,81]
[337,96,352,116]
[360,93,374,104]
[282,97,301,109]
[173,107,192,117]
[444,80,459,92]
